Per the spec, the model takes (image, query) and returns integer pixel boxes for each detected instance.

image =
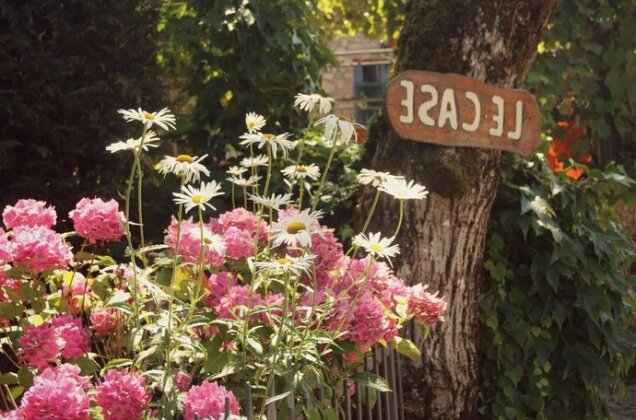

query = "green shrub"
[480,155,636,419]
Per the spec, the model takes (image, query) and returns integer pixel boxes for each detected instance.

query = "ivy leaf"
[393,336,421,361]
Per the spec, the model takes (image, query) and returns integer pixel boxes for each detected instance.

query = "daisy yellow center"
[191,194,205,204]
[296,165,308,173]
[143,111,155,120]
[176,154,194,163]
[203,236,213,245]
[370,243,384,253]
[263,133,276,141]
[277,257,290,265]
[286,221,306,234]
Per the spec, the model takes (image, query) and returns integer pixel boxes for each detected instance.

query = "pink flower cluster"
[3,199,57,229]
[20,364,90,420]
[90,307,121,336]
[19,315,88,370]
[69,197,125,244]
[164,217,225,266]
[407,284,448,326]
[9,226,72,272]
[183,381,240,420]
[95,369,151,420]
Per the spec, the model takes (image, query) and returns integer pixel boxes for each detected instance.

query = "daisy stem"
[361,189,381,235]
[243,186,248,209]
[260,272,290,418]
[231,184,236,209]
[135,125,148,253]
[263,144,273,198]
[163,199,184,417]
[298,181,304,208]
[311,139,337,211]
[123,139,141,330]
[289,139,305,193]
[393,200,405,238]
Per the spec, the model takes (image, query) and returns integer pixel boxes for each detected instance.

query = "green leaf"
[351,372,391,392]
[265,391,292,406]
[69,356,101,375]
[394,336,421,361]
[0,373,18,385]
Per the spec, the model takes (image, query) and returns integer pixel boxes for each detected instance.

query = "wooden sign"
[384,70,541,157]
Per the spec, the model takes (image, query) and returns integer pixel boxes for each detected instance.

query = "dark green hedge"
[0,0,161,229]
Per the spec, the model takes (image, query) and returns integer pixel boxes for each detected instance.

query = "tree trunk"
[362,1,557,418]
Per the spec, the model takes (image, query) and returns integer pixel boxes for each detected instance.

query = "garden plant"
[0,95,446,419]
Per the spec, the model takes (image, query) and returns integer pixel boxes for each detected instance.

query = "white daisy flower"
[158,154,211,184]
[117,107,176,131]
[379,178,429,200]
[106,130,160,154]
[240,154,269,168]
[201,230,226,254]
[226,165,247,177]
[353,232,400,262]
[249,193,293,210]
[271,209,323,248]
[314,114,360,145]
[239,132,295,158]
[172,181,223,213]
[294,93,334,115]
[254,254,315,276]
[281,164,321,181]
[356,169,404,188]
[227,175,261,188]
[245,112,266,133]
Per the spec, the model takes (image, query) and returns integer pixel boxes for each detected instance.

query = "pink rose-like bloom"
[96,369,151,420]
[3,199,57,229]
[214,285,263,320]
[183,381,240,420]
[51,315,89,360]
[19,323,63,371]
[214,208,268,244]
[21,364,90,420]
[0,229,10,264]
[90,308,121,336]
[175,371,191,392]
[344,292,393,347]
[69,197,125,244]
[222,226,254,260]
[205,272,237,307]
[408,284,447,326]
[10,226,72,272]
[164,217,225,266]
[310,229,343,272]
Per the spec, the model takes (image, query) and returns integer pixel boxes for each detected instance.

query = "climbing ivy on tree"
[480,154,636,419]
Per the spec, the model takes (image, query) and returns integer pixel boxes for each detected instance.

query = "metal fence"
[222,343,405,420]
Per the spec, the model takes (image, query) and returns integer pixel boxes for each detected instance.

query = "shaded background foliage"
[0,0,162,232]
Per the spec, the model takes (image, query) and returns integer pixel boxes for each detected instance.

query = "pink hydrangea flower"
[214,285,263,320]
[183,381,240,420]
[164,217,225,266]
[62,273,92,314]
[90,308,121,336]
[175,371,191,392]
[3,199,57,229]
[95,369,151,420]
[204,272,237,307]
[19,323,63,371]
[69,197,125,244]
[51,315,89,360]
[21,364,90,420]
[0,229,10,264]
[10,226,72,272]
[222,226,254,259]
[342,292,393,347]
[215,207,268,243]
[408,284,447,326]
[310,229,343,272]
[0,409,24,419]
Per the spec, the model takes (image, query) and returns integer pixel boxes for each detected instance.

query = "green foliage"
[316,0,406,41]
[158,0,334,159]
[526,0,636,166]
[0,0,161,228]
[480,155,636,419]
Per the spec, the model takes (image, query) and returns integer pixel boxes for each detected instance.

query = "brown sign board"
[384,70,541,157]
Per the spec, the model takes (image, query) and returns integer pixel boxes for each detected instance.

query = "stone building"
[321,35,395,124]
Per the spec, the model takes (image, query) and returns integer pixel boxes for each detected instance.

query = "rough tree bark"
[362,1,558,418]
